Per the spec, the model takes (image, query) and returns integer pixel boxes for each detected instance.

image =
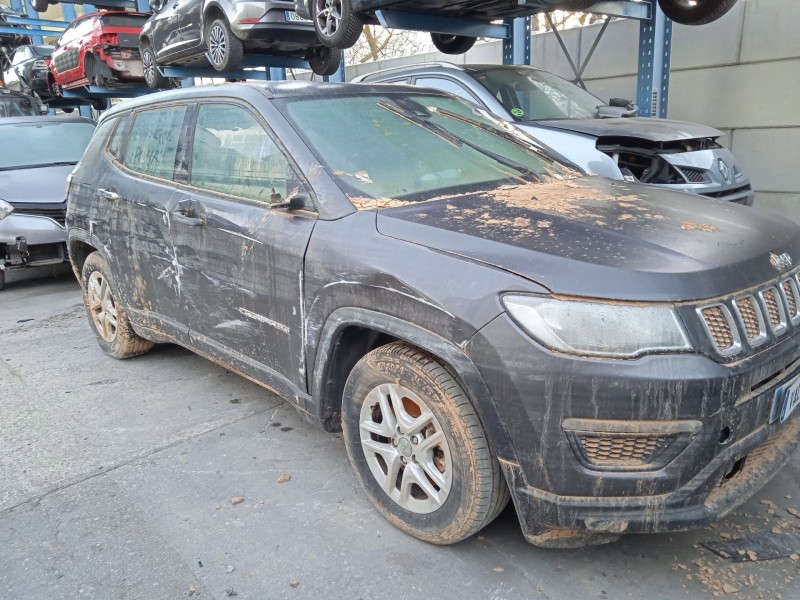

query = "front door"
[169,102,316,388]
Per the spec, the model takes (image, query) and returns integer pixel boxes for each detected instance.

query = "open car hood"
[527,117,722,142]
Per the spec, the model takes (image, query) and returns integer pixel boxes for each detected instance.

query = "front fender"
[311,306,520,464]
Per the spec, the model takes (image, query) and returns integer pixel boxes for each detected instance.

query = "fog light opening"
[723,456,746,481]
[718,426,733,445]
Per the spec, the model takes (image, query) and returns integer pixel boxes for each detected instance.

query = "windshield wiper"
[378,101,543,181]
[0,161,78,171]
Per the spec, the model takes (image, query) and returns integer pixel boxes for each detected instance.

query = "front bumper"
[467,311,800,543]
[0,213,68,269]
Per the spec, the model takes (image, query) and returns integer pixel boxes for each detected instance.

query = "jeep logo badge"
[770,252,793,272]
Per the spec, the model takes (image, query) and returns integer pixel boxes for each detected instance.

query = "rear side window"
[189,103,304,205]
[124,105,187,180]
[106,115,128,161]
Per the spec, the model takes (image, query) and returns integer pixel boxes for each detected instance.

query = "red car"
[49,12,151,95]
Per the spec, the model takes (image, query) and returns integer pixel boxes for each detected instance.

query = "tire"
[206,17,243,72]
[141,43,166,89]
[657,0,738,25]
[91,97,109,111]
[554,0,596,10]
[311,0,363,49]
[342,342,509,544]
[61,107,75,114]
[30,0,49,13]
[84,53,106,88]
[430,33,477,55]
[307,45,341,77]
[80,252,154,360]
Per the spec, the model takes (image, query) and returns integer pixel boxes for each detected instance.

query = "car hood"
[375,176,800,302]
[526,118,721,142]
[0,164,73,205]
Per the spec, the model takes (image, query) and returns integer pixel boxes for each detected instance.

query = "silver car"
[356,63,753,205]
[0,116,95,290]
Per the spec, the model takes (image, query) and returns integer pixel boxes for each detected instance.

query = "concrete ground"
[1,268,798,600]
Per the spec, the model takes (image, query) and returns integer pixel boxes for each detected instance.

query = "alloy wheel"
[359,382,452,514]
[87,270,118,343]
[143,49,155,86]
[208,23,227,67]
[314,0,342,38]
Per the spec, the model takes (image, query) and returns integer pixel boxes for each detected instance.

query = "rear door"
[169,101,316,387]
[52,16,95,86]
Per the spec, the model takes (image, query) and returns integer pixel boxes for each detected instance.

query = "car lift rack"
[5,0,671,117]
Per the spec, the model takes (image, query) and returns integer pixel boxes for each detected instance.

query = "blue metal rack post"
[503,17,531,66]
[637,3,672,118]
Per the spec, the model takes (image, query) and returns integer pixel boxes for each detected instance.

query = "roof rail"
[352,61,464,82]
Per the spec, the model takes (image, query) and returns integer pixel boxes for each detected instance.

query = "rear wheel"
[141,43,167,89]
[430,33,477,55]
[342,342,509,544]
[307,46,341,77]
[80,252,153,359]
[657,0,738,25]
[206,17,243,72]
[311,0,363,49]
[30,0,49,13]
[91,97,109,111]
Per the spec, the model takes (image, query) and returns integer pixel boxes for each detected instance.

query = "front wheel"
[342,342,509,544]
[307,46,341,77]
[206,18,243,72]
[430,33,477,55]
[657,0,738,25]
[80,252,154,359]
[311,0,363,49]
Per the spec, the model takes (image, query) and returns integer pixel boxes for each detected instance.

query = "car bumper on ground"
[467,311,800,544]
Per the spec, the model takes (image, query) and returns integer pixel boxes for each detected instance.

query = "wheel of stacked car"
[311,0,363,49]
[430,34,477,55]
[554,0,596,10]
[30,0,49,13]
[141,43,166,89]
[91,97,109,111]
[307,46,341,77]
[206,18,243,72]
[657,0,738,25]
[342,342,510,544]
[80,252,154,360]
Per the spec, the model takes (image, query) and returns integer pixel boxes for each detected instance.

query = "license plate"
[773,373,800,423]
[285,11,310,22]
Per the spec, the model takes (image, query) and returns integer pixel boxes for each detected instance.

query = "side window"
[415,77,477,103]
[106,114,129,161]
[190,103,304,205]
[124,105,187,180]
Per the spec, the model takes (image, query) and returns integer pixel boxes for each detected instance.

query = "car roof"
[0,115,96,125]
[356,62,547,81]
[101,81,451,120]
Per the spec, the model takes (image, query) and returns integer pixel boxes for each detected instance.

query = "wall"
[346,0,800,221]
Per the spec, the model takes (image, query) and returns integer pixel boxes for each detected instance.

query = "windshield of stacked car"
[0,121,95,169]
[472,67,601,121]
[100,14,149,27]
[0,95,38,118]
[276,93,575,203]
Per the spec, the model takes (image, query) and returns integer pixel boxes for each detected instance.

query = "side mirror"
[270,193,307,211]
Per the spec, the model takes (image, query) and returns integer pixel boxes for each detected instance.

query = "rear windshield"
[0,121,95,169]
[471,67,602,121]
[276,93,574,202]
[32,45,53,57]
[100,14,149,27]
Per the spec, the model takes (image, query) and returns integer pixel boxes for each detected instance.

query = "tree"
[346,25,434,64]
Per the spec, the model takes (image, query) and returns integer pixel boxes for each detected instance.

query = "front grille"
[736,297,761,340]
[678,167,710,183]
[11,206,66,225]
[698,272,800,357]
[701,305,736,351]
[578,434,669,468]
[702,184,752,199]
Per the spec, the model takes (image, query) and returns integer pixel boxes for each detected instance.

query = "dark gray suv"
[67,82,800,548]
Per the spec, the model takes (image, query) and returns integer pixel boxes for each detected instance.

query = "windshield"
[276,93,574,203]
[0,121,95,169]
[100,14,149,27]
[32,45,53,57]
[0,96,38,118]
[471,67,602,121]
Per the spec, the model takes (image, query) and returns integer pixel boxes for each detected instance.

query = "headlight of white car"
[502,295,692,358]
[0,199,14,220]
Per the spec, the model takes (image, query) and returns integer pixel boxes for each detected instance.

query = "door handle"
[97,188,120,201]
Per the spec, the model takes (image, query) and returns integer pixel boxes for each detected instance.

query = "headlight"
[0,199,14,220]
[502,295,692,358]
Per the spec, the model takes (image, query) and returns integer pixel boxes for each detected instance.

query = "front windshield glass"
[0,95,37,118]
[472,67,601,121]
[0,121,95,169]
[276,93,575,203]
